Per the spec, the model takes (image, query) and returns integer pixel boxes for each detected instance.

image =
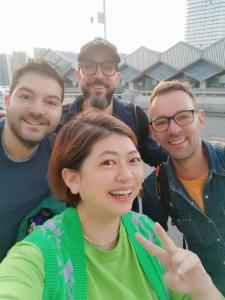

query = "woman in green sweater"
[0,109,223,300]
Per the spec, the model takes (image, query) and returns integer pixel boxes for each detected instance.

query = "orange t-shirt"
[178,171,208,212]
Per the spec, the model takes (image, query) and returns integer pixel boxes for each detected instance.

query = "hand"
[136,222,223,299]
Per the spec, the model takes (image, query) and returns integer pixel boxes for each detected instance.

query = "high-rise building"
[11,51,29,72]
[185,0,225,48]
[0,51,29,87]
[0,54,12,86]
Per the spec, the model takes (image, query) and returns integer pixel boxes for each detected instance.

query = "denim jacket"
[142,141,225,295]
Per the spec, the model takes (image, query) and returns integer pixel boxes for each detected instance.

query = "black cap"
[78,37,121,63]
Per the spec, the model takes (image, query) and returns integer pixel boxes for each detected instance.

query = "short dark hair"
[48,108,137,205]
[9,59,65,101]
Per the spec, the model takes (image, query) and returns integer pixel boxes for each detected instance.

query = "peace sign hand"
[136,222,224,300]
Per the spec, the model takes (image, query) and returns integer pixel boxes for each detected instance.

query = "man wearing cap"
[60,37,166,168]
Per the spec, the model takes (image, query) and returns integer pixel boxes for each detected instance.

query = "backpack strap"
[155,162,186,248]
[133,104,149,148]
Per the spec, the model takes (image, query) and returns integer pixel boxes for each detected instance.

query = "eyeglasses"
[79,61,118,76]
[150,109,196,132]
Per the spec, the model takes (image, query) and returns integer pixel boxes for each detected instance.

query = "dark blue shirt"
[0,119,54,261]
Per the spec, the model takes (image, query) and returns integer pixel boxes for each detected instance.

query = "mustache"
[87,79,109,88]
[21,113,49,125]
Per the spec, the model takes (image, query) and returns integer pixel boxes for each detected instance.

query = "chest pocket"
[175,211,205,245]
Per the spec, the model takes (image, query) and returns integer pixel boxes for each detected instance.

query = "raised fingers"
[135,232,165,260]
[154,222,178,255]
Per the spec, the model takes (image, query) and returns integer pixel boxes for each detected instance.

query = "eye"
[46,99,60,107]
[20,94,30,100]
[155,118,167,126]
[130,156,141,164]
[101,160,115,166]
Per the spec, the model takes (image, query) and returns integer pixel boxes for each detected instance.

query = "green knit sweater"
[25,207,170,300]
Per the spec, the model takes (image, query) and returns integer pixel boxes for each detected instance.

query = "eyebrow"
[17,87,62,102]
[153,109,195,120]
[99,150,140,156]
[17,87,34,94]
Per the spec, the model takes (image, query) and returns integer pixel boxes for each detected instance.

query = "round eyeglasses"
[150,109,196,132]
[79,61,117,76]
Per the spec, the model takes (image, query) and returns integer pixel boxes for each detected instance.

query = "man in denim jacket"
[142,80,225,295]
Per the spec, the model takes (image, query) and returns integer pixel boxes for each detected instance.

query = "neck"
[2,124,38,161]
[82,97,113,115]
[172,142,208,180]
[77,204,120,250]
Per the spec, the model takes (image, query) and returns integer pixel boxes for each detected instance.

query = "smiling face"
[76,48,120,110]
[150,90,205,162]
[5,71,62,148]
[62,133,144,219]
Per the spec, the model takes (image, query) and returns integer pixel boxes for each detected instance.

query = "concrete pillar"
[200,80,206,89]
[129,82,134,89]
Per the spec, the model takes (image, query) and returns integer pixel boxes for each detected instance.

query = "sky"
[0,0,186,56]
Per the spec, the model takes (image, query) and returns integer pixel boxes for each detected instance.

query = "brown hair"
[9,59,64,100]
[48,108,137,205]
[150,80,197,108]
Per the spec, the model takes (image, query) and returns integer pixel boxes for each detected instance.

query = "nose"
[93,65,105,78]
[116,163,134,182]
[28,99,45,116]
[167,119,182,135]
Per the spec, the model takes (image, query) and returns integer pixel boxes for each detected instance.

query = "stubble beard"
[81,81,115,110]
[6,116,50,149]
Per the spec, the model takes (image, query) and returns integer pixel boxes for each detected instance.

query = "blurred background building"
[185,0,225,48]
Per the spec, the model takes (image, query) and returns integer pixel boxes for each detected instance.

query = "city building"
[0,51,29,86]
[11,51,29,72]
[0,54,12,87]
[185,0,225,48]
[1,39,225,111]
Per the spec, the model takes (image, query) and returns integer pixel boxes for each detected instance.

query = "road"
[143,114,225,247]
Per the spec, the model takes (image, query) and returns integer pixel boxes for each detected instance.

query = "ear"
[62,168,80,195]
[4,95,10,110]
[197,109,205,129]
[76,68,82,81]
[149,124,158,142]
[115,71,121,85]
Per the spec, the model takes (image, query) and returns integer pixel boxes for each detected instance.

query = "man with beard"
[0,59,65,261]
[142,80,225,295]
[60,37,166,167]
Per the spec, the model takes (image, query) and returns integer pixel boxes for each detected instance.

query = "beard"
[81,79,115,110]
[6,114,50,149]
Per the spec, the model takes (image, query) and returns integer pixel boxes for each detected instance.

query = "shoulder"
[25,209,67,244]
[59,96,83,128]
[0,117,5,129]
[0,241,44,300]
[123,211,160,245]
[37,133,56,156]
[143,171,157,193]
[113,97,133,111]
[204,141,225,172]
[17,194,66,242]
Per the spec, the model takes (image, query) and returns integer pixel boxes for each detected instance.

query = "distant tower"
[11,51,29,72]
[185,0,225,48]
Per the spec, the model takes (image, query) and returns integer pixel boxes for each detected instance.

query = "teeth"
[92,85,104,89]
[25,120,44,125]
[170,137,185,145]
[111,190,132,195]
